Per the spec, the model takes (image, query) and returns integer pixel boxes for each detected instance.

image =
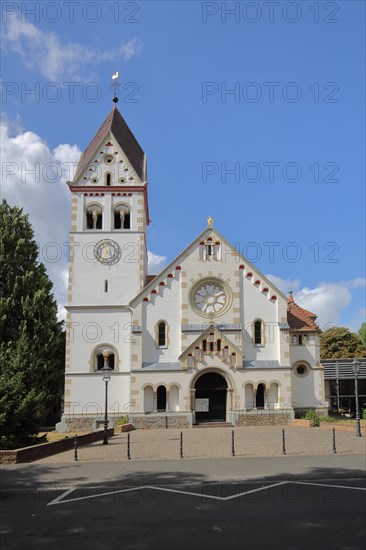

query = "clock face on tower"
[94,239,122,265]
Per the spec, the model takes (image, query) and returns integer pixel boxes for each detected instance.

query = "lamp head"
[102,352,111,381]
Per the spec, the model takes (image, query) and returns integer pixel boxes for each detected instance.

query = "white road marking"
[47,487,76,506]
[48,481,286,505]
[48,486,146,505]
[47,479,366,506]
[286,481,366,491]
[224,481,288,500]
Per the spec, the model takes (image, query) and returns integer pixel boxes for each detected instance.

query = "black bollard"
[332,427,337,454]
[127,432,131,460]
[180,431,183,458]
[74,434,78,462]
[231,429,235,457]
[282,429,286,455]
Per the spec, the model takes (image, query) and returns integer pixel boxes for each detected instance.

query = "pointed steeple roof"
[74,105,145,182]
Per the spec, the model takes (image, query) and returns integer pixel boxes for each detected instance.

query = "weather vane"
[112,71,119,103]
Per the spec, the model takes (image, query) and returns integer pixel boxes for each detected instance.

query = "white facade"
[57,105,326,431]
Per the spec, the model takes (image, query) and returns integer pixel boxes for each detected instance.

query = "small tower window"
[114,206,130,229]
[104,280,108,293]
[254,320,263,345]
[96,352,115,371]
[217,339,221,352]
[97,354,104,370]
[158,322,167,347]
[202,339,207,352]
[86,205,102,230]
[106,173,111,186]
[104,154,114,165]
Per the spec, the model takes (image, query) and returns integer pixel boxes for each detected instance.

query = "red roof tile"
[287,301,320,331]
[144,275,156,287]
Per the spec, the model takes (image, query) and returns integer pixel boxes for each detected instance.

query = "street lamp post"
[102,353,112,445]
[352,358,362,438]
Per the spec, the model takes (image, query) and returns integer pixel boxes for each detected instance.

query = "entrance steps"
[193,422,234,428]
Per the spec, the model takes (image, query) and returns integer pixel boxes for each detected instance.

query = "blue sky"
[1,0,365,330]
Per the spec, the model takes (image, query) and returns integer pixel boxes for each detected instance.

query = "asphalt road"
[1,455,366,550]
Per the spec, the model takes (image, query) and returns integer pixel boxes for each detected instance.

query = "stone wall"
[236,410,291,426]
[0,428,114,464]
[64,417,94,431]
[130,415,190,429]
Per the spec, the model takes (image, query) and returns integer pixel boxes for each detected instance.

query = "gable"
[72,130,143,186]
[179,325,243,360]
[130,225,288,308]
[73,106,145,184]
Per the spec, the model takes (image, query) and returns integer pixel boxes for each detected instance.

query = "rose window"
[194,283,226,314]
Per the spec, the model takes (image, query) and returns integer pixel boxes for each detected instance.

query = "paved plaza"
[33,425,366,464]
[2,426,365,550]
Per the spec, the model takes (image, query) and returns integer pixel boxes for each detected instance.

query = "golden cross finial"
[207,216,213,227]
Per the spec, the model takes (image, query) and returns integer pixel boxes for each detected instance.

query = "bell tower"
[67,99,149,307]
[57,91,150,432]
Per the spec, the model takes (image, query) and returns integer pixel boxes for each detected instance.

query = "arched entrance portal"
[195,372,227,423]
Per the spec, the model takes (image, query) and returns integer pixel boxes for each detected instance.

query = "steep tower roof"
[74,105,145,182]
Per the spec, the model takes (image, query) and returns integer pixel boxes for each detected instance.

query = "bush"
[362,409,366,420]
[115,415,129,426]
[304,410,321,427]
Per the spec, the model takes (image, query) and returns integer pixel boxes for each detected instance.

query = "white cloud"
[148,251,167,272]
[265,274,301,295]
[267,273,366,330]
[2,121,362,333]
[1,16,143,80]
[1,121,167,322]
[1,120,81,323]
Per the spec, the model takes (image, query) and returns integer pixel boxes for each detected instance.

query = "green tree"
[0,200,64,449]
[358,322,366,348]
[320,327,366,359]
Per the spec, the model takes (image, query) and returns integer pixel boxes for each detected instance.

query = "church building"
[57,101,327,431]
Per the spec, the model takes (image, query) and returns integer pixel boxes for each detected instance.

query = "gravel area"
[34,426,366,464]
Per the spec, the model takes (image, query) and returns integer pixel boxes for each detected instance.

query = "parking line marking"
[146,485,224,501]
[48,481,288,505]
[47,479,366,506]
[224,481,288,500]
[48,488,76,506]
[286,481,366,491]
[48,486,146,505]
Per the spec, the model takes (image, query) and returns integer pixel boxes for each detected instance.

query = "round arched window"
[104,154,115,165]
[190,278,231,318]
[295,364,308,377]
